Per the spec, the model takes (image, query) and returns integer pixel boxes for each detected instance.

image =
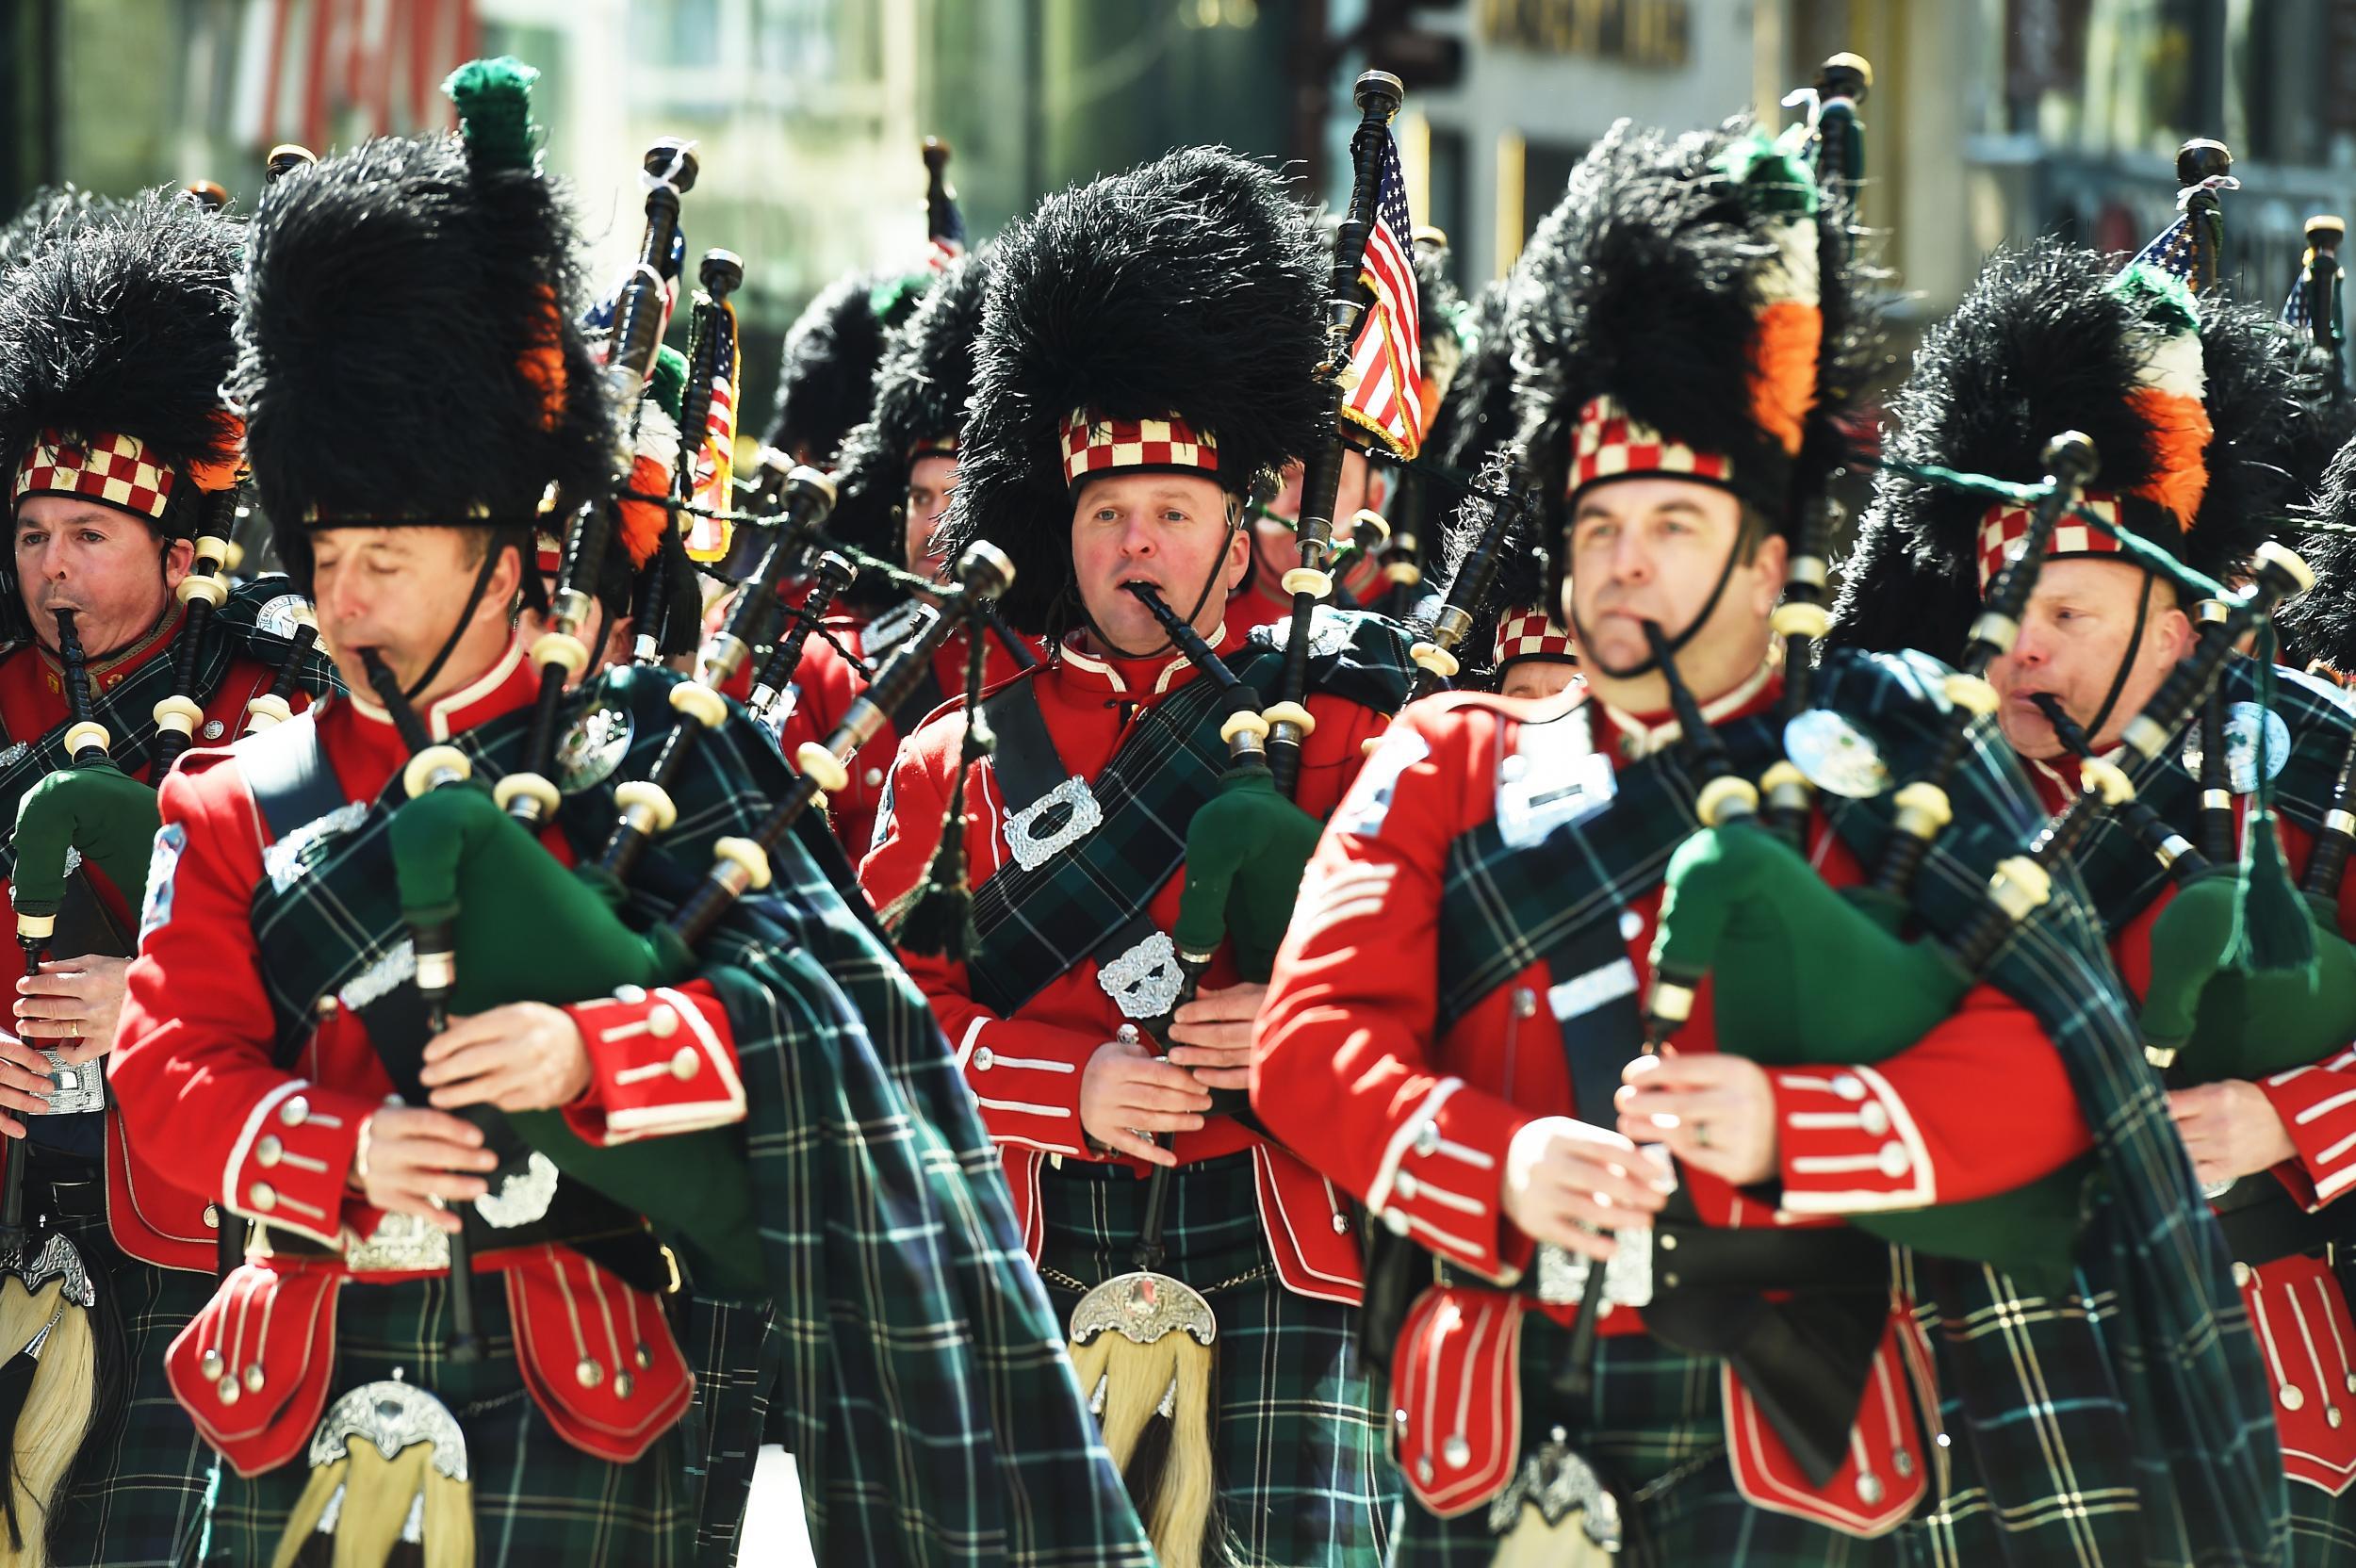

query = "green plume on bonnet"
[443,56,541,173]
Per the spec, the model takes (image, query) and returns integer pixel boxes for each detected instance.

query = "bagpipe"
[361,514,1013,1353]
[1401,447,1534,704]
[1057,580,1324,1568]
[1266,70,1405,794]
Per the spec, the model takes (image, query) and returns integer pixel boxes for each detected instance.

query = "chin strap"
[2075,567,2156,747]
[1072,509,1242,662]
[1568,525,1747,682]
[397,541,508,703]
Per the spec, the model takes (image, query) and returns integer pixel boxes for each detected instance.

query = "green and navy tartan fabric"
[678,1295,777,1567]
[1390,1317,1908,1567]
[1037,1152,1398,1568]
[2068,657,2353,926]
[226,664,1152,1567]
[968,607,1415,1017]
[1428,647,2283,1564]
[0,576,337,881]
[197,1275,691,1567]
[36,1173,216,1568]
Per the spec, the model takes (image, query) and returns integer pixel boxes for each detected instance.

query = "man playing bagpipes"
[106,58,1149,1568]
[773,250,1041,858]
[0,187,336,1566]
[1253,118,2286,1565]
[1831,188,2356,1559]
[859,145,1415,1567]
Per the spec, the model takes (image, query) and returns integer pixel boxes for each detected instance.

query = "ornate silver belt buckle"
[1534,1226,1654,1311]
[1097,929,1183,1020]
[43,1052,105,1116]
[342,1210,451,1274]
[1004,776,1103,870]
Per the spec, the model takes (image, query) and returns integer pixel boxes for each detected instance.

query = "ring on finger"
[1693,1119,1712,1150]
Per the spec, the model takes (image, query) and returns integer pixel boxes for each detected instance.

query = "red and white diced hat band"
[1973,491,2126,590]
[1058,410,1219,486]
[1494,606,1576,668]
[1569,397,1732,498]
[12,427,175,522]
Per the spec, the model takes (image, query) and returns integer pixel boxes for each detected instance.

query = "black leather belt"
[2212,1175,2347,1269]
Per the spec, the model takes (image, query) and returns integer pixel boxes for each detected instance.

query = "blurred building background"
[2,0,2350,421]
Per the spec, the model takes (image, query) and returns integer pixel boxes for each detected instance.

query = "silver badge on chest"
[2179,701,2292,794]
[1783,709,1891,798]
[1497,711,1617,849]
[1004,776,1104,870]
[555,701,633,794]
[1097,929,1185,1020]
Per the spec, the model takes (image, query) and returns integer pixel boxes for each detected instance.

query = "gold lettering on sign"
[1479,0,1691,69]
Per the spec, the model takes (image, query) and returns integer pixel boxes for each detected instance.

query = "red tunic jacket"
[859,622,1386,1300]
[1254,679,2095,1534]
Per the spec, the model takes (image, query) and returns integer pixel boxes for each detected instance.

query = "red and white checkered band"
[1974,491,2125,590]
[1569,398,1732,496]
[535,530,563,577]
[12,428,174,521]
[1493,606,1576,667]
[1058,410,1219,485]
[910,434,958,461]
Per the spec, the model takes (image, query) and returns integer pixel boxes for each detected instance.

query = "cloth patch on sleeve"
[1333,727,1430,839]
[139,822,187,945]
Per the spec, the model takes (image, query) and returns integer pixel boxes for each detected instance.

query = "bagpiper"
[1254,117,2282,1565]
[0,186,335,1565]
[1835,224,2356,1560]
[860,145,1413,1567]
[109,57,1147,1568]
[777,249,1040,858]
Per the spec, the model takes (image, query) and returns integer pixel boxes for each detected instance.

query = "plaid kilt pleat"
[678,1294,779,1566]
[195,1274,690,1567]
[37,1170,215,1568]
[1037,1152,1396,1568]
[2286,1475,2356,1567]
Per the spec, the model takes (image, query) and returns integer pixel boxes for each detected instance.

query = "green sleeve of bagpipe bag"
[10,764,162,917]
[1654,825,1971,1068]
[1172,772,1328,981]
[2142,876,2356,1084]
[384,783,767,1297]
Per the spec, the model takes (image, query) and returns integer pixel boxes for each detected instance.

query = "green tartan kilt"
[677,1293,779,1566]
[196,1272,691,1567]
[2286,1475,2356,1567]
[1388,1316,1912,1568]
[1037,1150,1396,1568]
[39,1167,216,1568]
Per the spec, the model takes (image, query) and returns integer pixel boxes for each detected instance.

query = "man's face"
[1563,477,1779,692]
[1070,471,1245,650]
[1499,659,1579,701]
[312,527,518,699]
[904,453,957,580]
[14,496,190,658]
[1252,451,1376,584]
[1988,558,2195,760]
[516,590,628,690]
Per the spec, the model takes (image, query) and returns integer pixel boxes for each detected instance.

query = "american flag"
[2285,256,2319,333]
[927,176,966,272]
[687,301,740,562]
[1339,133,1424,461]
